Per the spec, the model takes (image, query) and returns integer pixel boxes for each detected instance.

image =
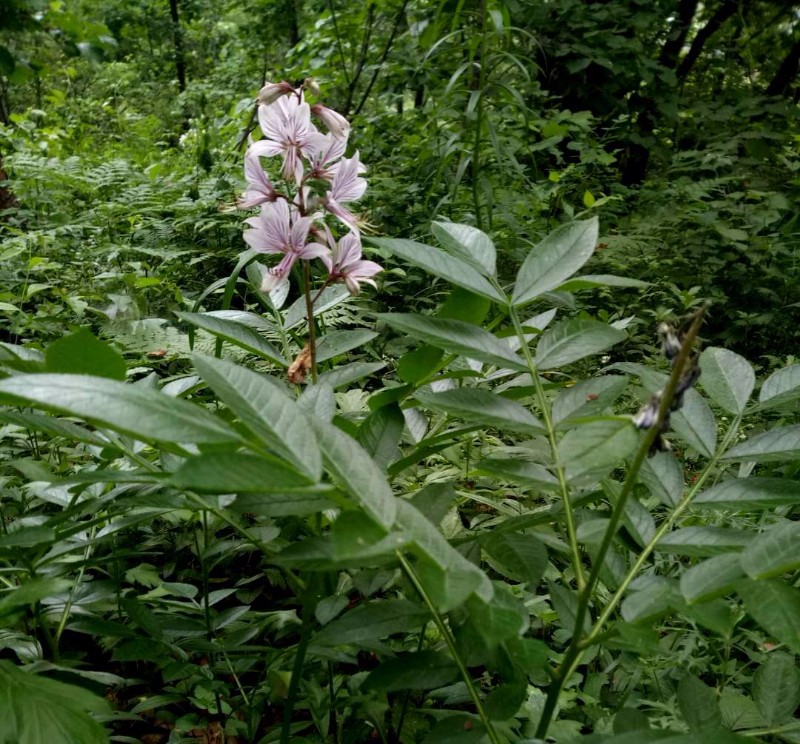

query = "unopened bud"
[303,77,321,97]
[311,104,351,140]
[256,81,295,106]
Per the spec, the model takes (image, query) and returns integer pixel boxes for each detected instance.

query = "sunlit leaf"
[512,217,599,307]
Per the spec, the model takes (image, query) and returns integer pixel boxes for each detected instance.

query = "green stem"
[281,574,318,744]
[534,307,707,739]
[508,304,585,590]
[395,622,427,741]
[397,553,502,744]
[328,661,339,744]
[583,412,742,648]
[471,0,488,229]
[54,524,96,648]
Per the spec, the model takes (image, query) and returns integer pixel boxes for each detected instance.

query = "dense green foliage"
[1,1,799,743]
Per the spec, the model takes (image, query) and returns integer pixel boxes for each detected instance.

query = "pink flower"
[322,152,367,234]
[321,232,382,296]
[253,94,326,184]
[237,147,279,209]
[307,133,348,182]
[243,199,327,290]
[311,104,351,140]
[256,80,295,106]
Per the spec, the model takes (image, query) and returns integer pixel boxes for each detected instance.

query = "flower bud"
[256,81,295,106]
[311,104,351,140]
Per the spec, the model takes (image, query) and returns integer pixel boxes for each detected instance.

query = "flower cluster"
[239,80,381,296]
[633,321,701,453]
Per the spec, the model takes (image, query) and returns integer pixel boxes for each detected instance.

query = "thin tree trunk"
[766,36,800,97]
[169,0,187,93]
[287,0,301,46]
[676,0,738,82]
[659,0,699,69]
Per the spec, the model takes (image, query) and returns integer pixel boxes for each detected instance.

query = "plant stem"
[471,0,488,230]
[534,307,707,739]
[508,304,585,590]
[328,661,339,744]
[395,621,427,741]
[303,261,318,383]
[584,411,742,648]
[281,573,318,744]
[397,552,502,744]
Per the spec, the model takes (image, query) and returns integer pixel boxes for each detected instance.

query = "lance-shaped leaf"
[0,374,239,445]
[170,452,321,493]
[552,375,629,426]
[312,600,429,647]
[757,364,800,410]
[315,329,377,363]
[740,521,800,580]
[370,237,505,303]
[723,425,800,463]
[512,217,598,307]
[559,418,639,483]
[753,653,800,727]
[678,675,723,734]
[431,221,496,276]
[474,457,558,489]
[555,274,649,293]
[737,579,800,654]
[693,477,800,510]
[639,451,684,507]
[311,419,397,529]
[395,499,493,611]
[672,389,717,458]
[680,554,746,604]
[655,527,752,557]
[378,314,526,370]
[534,318,626,371]
[699,347,754,415]
[357,403,405,468]
[193,354,321,480]
[177,312,286,366]
[481,531,548,587]
[363,651,459,692]
[319,361,386,390]
[416,387,543,433]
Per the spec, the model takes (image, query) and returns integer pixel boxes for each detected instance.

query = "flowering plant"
[238,79,382,381]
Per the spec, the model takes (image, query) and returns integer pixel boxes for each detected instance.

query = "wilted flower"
[321,232,382,295]
[658,322,682,361]
[633,323,702,454]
